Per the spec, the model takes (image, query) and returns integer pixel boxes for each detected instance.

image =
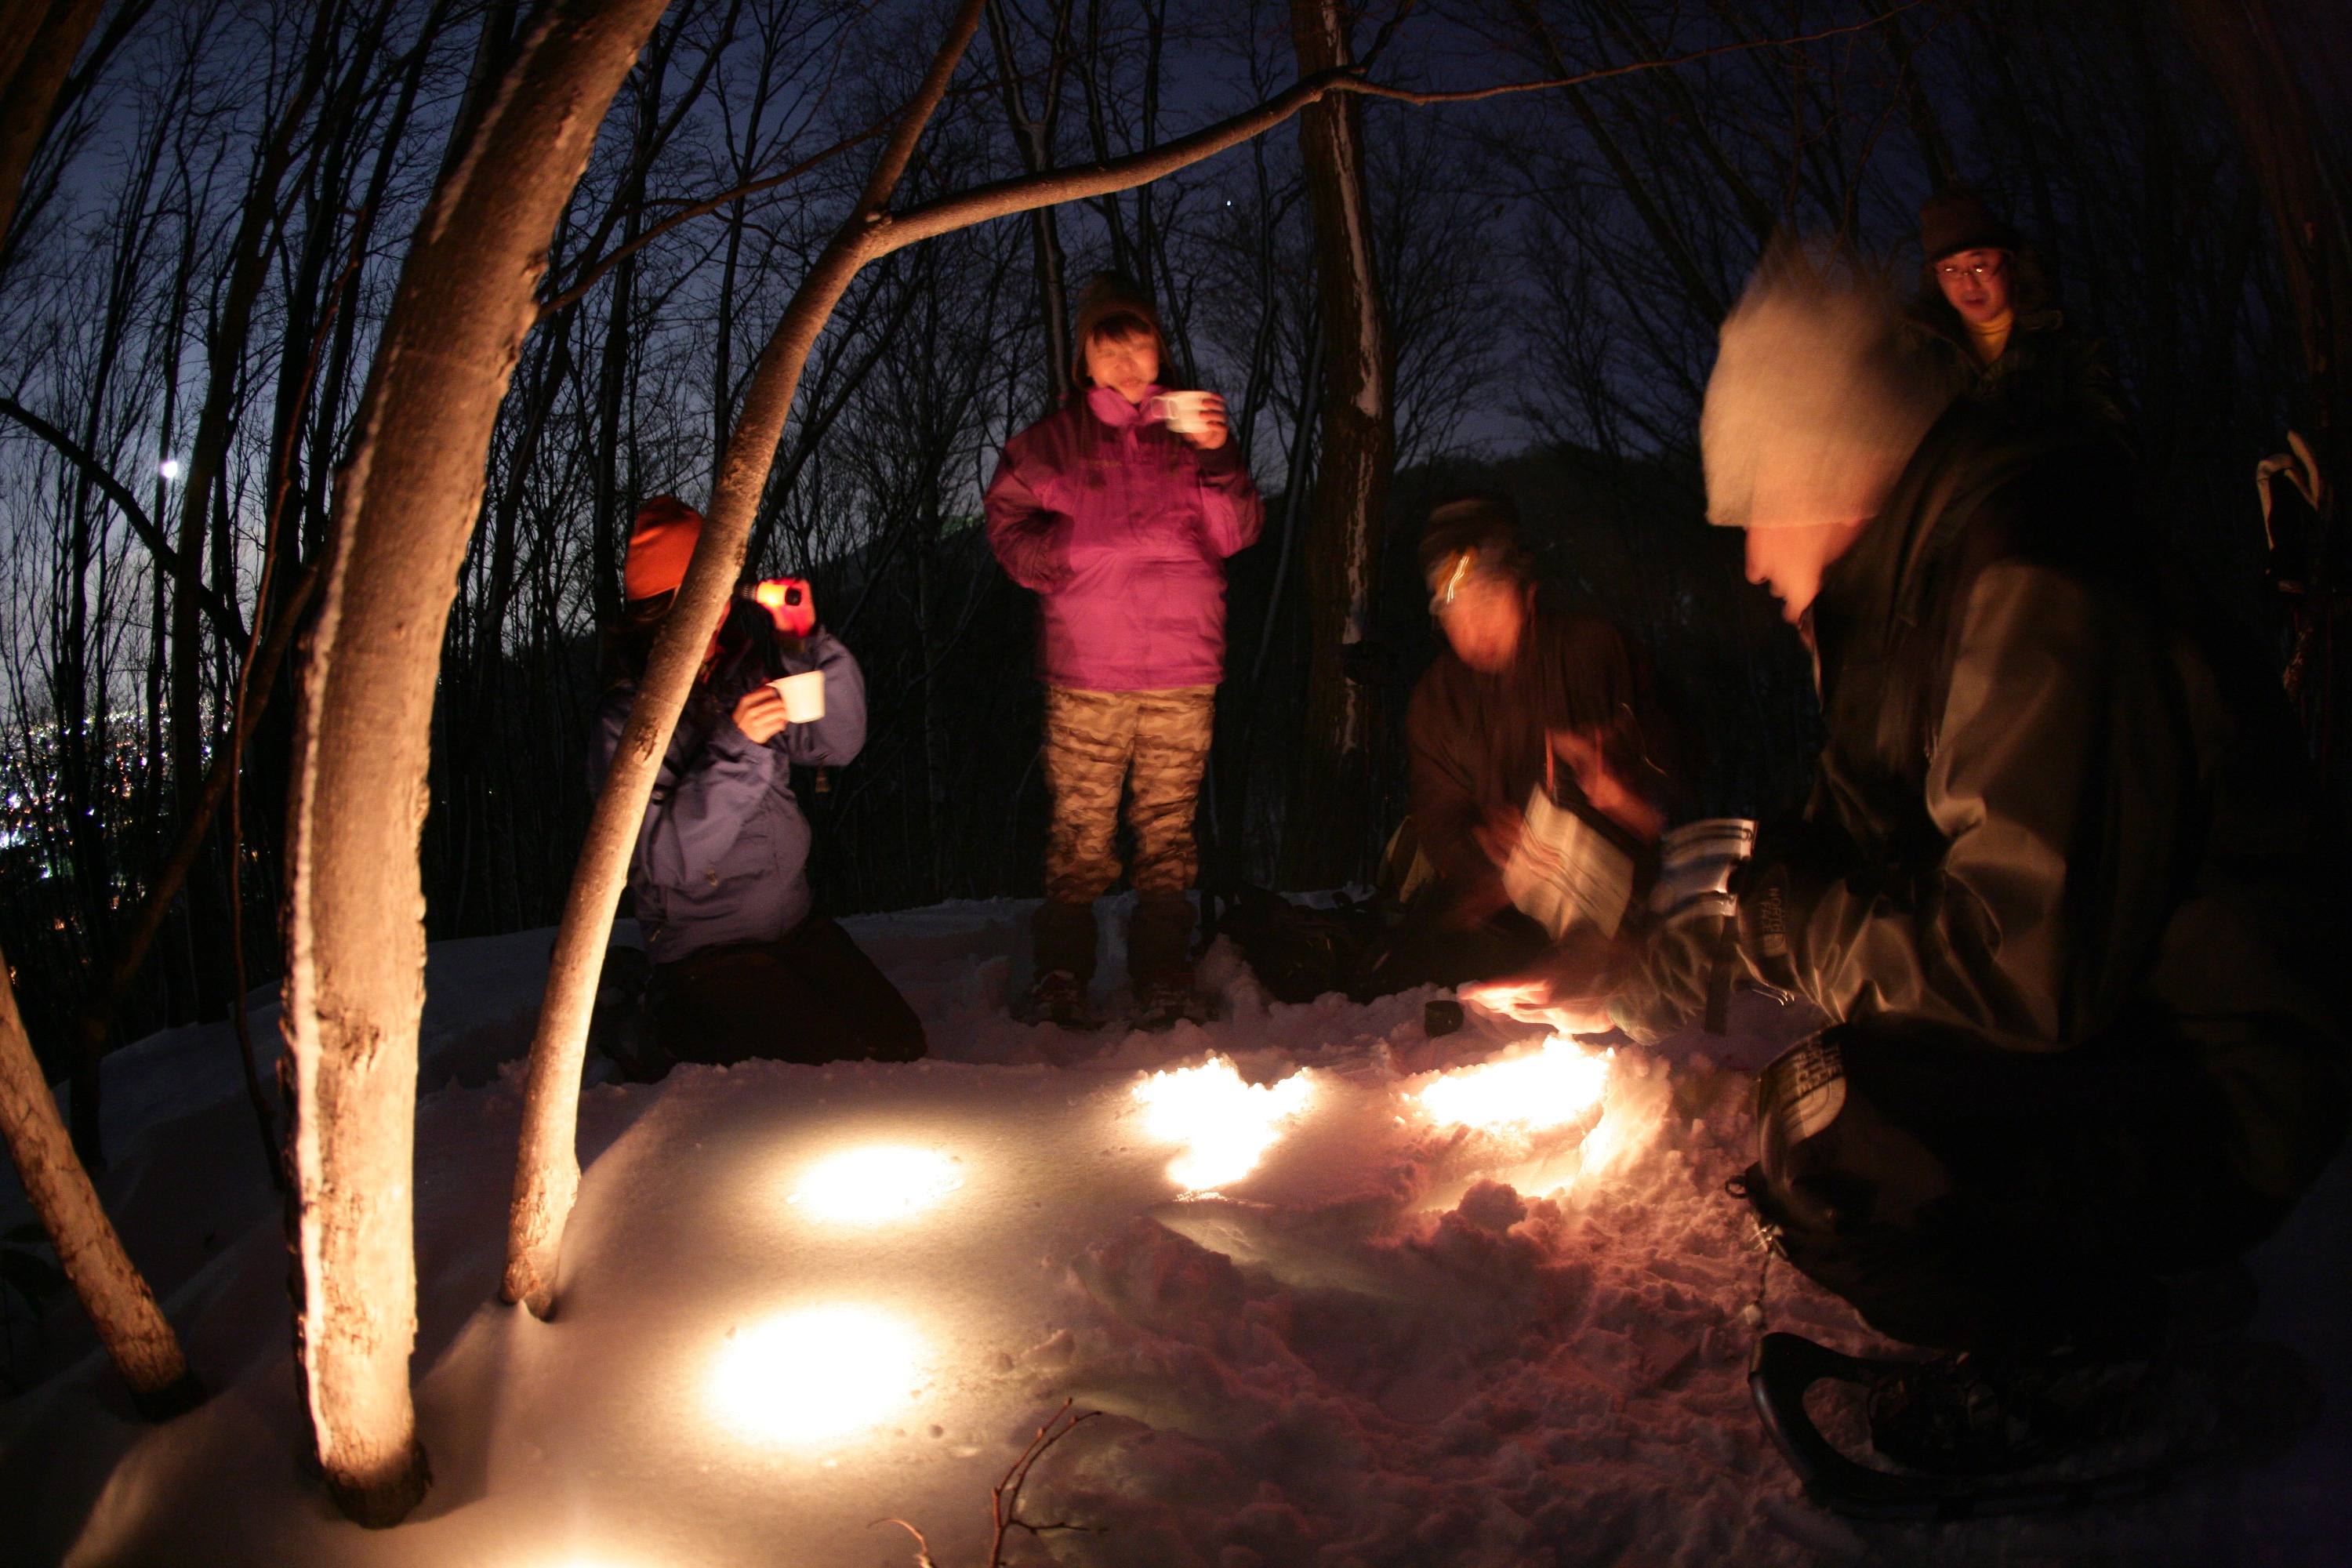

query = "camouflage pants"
[1040,684,1216,904]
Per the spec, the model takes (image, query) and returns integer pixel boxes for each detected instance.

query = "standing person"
[1372,495,1669,995]
[1523,253,2345,1483]
[985,274,1264,1029]
[590,496,925,1076]
[1906,187,2125,430]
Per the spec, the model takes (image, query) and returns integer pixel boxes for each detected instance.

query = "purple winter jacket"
[984,384,1264,691]
[590,605,866,964]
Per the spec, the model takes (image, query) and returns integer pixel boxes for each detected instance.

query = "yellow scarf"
[1967,309,2014,365]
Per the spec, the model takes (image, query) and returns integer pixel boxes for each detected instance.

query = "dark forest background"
[0,0,2340,1084]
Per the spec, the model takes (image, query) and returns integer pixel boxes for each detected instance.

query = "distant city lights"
[709,1305,922,1445]
[1133,1056,1312,1192]
[1419,1039,1610,1134]
[788,1145,962,1225]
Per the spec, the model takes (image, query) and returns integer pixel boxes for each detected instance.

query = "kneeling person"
[1567,257,2346,1479]
[1377,496,1667,996]
[592,497,925,1073]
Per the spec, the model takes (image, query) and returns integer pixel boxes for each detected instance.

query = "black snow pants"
[1740,1012,2294,1354]
[651,915,927,1068]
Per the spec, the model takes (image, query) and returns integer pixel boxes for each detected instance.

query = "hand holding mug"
[731,684,790,744]
[1150,390,1229,451]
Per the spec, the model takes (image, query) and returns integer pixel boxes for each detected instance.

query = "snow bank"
[2,899,2345,1566]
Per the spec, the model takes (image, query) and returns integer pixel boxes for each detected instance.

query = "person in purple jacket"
[985,274,1265,1029]
[588,497,924,1076]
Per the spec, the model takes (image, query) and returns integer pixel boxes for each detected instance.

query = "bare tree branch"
[0,396,246,643]
[875,3,1926,256]
[537,118,891,318]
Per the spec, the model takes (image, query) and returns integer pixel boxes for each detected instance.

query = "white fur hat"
[1701,246,1951,529]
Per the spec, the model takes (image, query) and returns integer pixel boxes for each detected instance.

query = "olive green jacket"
[1646,408,2346,1197]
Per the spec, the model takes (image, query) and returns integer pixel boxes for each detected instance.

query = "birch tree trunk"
[281,0,670,1526]
[505,13,1420,1319]
[1279,0,1393,890]
[505,0,997,1320]
[0,946,199,1417]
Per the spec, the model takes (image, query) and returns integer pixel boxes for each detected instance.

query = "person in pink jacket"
[985,274,1264,1029]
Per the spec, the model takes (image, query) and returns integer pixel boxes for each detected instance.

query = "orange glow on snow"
[1419,1038,1610,1133]
[788,1145,963,1225]
[709,1306,923,1445]
[1133,1057,1312,1192]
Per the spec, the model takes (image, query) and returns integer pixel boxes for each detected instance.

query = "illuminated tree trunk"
[0,948,198,1416]
[0,0,104,248]
[1279,0,1393,890]
[506,11,1399,1320]
[281,0,670,1526]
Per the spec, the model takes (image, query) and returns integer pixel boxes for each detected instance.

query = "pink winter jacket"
[985,384,1265,691]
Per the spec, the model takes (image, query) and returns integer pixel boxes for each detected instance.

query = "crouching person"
[1525,254,2347,1481]
[591,496,925,1076]
[1370,496,1668,996]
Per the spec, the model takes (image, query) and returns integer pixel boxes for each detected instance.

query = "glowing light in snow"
[788,1145,962,1224]
[1419,1039,1610,1133]
[1134,1057,1312,1192]
[157,458,180,481]
[710,1305,922,1445]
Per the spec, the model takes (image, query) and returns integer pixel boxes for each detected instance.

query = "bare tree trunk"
[1279,0,1392,890]
[503,5,1399,1319]
[0,945,199,1417]
[985,0,1073,405]
[281,0,670,1526]
[500,0,1765,1312]
[504,0,998,1320]
[0,0,105,247]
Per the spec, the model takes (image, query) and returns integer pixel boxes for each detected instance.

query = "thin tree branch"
[874,4,1924,256]
[0,396,245,643]
[536,120,891,318]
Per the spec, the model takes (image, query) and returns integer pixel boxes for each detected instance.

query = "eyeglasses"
[1935,258,2005,282]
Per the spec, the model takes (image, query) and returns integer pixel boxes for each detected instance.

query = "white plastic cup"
[770,669,826,723]
[1149,390,1218,437]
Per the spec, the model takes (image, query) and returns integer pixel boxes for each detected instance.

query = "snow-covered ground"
[2,898,2347,1566]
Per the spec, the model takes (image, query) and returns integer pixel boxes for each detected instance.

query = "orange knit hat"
[624,496,702,603]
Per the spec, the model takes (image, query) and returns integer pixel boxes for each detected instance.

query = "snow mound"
[3,898,2347,1566]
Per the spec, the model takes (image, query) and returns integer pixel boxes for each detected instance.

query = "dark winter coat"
[1671,405,2347,1203]
[590,602,866,964]
[1406,605,1664,909]
[1903,296,2126,434]
[984,384,1264,691]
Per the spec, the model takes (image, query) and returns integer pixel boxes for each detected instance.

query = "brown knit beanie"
[1420,495,1534,590]
[1918,188,2019,263]
[1072,272,1167,386]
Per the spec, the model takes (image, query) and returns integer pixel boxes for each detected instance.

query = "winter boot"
[1131,893,1212,1030]
[1865,1342,2160,1475]
[1022,969,1098,1030]
[1019,899,1099,1028]
[588,946,670,1082]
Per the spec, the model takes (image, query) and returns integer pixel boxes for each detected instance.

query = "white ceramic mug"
[1149,389,1218,437]
[770,669,826,723]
